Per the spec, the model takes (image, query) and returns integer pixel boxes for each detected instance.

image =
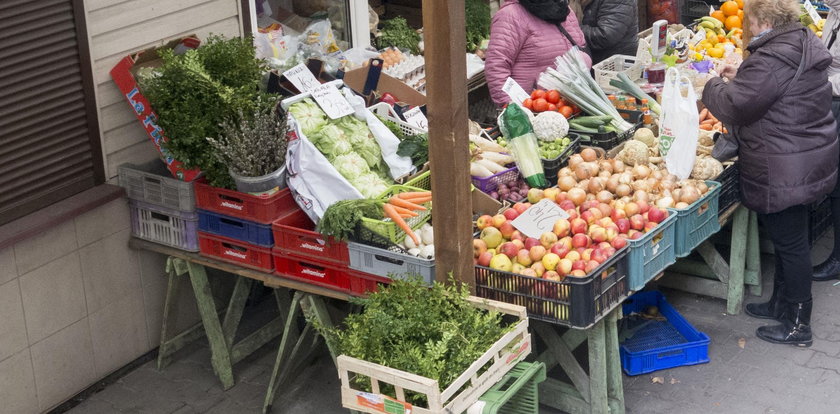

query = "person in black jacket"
[580,0,639,64]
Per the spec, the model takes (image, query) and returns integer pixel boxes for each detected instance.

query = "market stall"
[108,0,833,412]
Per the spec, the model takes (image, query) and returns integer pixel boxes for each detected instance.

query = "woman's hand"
[720,64,738,81]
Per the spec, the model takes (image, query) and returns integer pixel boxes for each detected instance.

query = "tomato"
[531,89,546,100]
[560,106,574,118]
[532,98,549,112]
[523,98,533,110]
[380,93,398,105]
[545,90,561,104]
[548,103,558,112]
[556,98,567,108]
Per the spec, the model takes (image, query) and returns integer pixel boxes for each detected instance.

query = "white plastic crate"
[369,102,427,137]
[129,200,199,251]
[119,160,196,212]
[347,242,434,284]
[593,55,643,92]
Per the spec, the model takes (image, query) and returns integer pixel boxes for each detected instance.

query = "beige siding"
[85,0,245,179]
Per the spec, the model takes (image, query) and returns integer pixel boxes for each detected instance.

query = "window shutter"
[0,0,104,225]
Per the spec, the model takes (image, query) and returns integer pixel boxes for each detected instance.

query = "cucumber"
[568,123,599,134]
[569,116,613,128]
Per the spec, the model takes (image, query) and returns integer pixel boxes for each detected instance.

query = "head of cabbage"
[350,172,391,198]
[332,152,370,181]
[288,99,327,136]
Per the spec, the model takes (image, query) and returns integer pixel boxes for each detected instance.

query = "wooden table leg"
[746,211,763,297]
[727,207,749,315]
[605,309,625,414]
[588,319,610,414]
[187,261,237,390]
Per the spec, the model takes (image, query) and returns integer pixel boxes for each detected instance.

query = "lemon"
[708,47,725,58]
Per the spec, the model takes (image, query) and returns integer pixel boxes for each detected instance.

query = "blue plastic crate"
[626,211,677,292]
[620,291,710,375]
[673,181,721,257]
[198,209,274,247]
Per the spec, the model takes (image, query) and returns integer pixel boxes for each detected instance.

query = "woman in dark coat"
[580,0,638,64]
[702,0,839,347]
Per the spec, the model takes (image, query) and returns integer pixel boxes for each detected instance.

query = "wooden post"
[422,0,474,287]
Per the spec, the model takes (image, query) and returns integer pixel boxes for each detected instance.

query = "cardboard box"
[110,36,202,182]
[342,61,426,107]
[472,187,503,216]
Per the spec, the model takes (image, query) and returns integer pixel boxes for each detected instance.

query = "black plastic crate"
[541,134,582,186]
[809,196,832,246]
[680,0,717,24]
[475,247,630,329]
[351,222,408,254]
[570,111,643,151]
[715,163,739,214]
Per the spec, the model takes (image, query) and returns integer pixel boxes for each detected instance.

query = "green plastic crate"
[469,361,546,414]
[359,184,431,244]
[404,170,431,190]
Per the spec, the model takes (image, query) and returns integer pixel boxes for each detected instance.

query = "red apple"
[588,207,604,221]
[648,207,668,224]
[610,208,627,222]
[557,236,573,250]
[580,210,596,225]
[553,218,571,238]
[540,232,559,248]
[572,233,591,248]
[572,260,587,271]
[598,241,612,251]
[550,243,570,260]
[543,270,562,281]
[570,269,587,277]
[512,203,529,214]
[531,262,546,277]
[492,214,507,228]
[499,242,519,258]
[524,237,541,250]
[511,239,525,250]
[597,217,614,228]
[516,249,533,266]
[645,221,659,232]
[630,231,644,240]
[616,218,631,234]
[499,221,516,239]
[477,251,493,267]
[605,226,619,242]
[476,215,493,230]
[590,226,608,243]
[558,200,576,211]
[630,214,646,231]
[591,248,607,264]
[473,239,487,258]
[503,208,520,221]
[570,218,588,235]
[581,200,597,211]
[556,259,573,275]
[529,245,547,262]
[565,250,581,262]
[521,268,538,277]
[637,200,651,214]
[611,236,627,250]
[585,260,601,273]
[510,230,525,242]
[566,209,579,220]
[624,202,640,217]
[581,248,593,261]
[604,246,617,257]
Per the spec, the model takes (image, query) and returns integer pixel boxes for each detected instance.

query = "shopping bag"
[659,67,699,180]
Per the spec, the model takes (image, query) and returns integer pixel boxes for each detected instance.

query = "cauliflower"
[617,140,650,165]
[532,111,569,142]
[691,156,723,180]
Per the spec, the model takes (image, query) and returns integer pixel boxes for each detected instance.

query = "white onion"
[612,159,627,173]
[616,183,632,197]
[632,164,651,179]
[656,197,675,209]
[569,154,584,170]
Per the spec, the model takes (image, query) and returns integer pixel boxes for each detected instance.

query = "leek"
[609,72,661,115]
[498,104,548,188]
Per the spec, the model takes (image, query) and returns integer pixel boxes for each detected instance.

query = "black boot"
[745,276,786,320]
[812,256,840,281]
[756,299,813,347]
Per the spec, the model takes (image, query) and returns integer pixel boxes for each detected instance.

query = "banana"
[699,16,724,29]
[818,19,826,30]
[698,21,717,30]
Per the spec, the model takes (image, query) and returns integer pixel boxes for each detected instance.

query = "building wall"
[0,1,246,412]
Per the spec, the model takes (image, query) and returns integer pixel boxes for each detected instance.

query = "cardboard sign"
[511,199,570,240]
[804,0,822,25]
[283,63,320,92]
[502,77,530,104]
[402,106,428,130]
[311,83,354,119]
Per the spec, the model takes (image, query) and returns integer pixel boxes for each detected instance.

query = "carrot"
[389,196,427,211]
[699,108,709,122]
[390,205,419,217]
[401,195,432,204]
[722,127,728,134]
[399,213,413,219]
[699,124,713,131]
[713,122,722,131]
[397,191,431,200]
[383,204,420,245]
[700,119,715,126]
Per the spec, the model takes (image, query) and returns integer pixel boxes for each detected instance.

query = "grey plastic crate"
[129,200,200,251]
[119,160,196,211]
[347,242,434,285]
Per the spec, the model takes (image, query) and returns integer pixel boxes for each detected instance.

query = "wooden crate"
[337,297,531,414]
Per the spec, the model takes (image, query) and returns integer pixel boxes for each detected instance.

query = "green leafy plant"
[465,0,491,52]
[317,277,512,406]
[205,101,287,177]
[140,35,274,188]
[376,17,421,54]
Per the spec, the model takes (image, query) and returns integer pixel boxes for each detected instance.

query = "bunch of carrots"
[382,191,432,245]
[699,108,728,134]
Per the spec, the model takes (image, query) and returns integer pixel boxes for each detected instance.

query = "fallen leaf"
[738,337,746,349]
[670,378,680,384]
[652,376,664,384]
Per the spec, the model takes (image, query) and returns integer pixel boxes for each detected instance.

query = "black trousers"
[760,204,812,303]
[826,98,840,259]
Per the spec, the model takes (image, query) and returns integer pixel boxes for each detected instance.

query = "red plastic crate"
[194,178,296,224]
[273,249,352,292]
[347,270,392,296]
[198,232,274,272]
[272,209,349,265]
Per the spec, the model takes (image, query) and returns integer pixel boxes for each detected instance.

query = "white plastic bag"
[659,67,699,180]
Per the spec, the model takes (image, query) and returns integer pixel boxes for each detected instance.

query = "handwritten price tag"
[402,106,428,130]
[282,63,320,92]
[311,83,355,119]
[511,199,570,240]
[502,77,530,105]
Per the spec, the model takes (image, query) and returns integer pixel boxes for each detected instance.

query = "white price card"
[804,0,822,26]
[282,63,320,92]
[402,106,428,130]
[502,77,530,105]
[311,83,355,119]
[511,199,570,240]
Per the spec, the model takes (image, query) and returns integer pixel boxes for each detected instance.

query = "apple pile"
[473,199,670,282]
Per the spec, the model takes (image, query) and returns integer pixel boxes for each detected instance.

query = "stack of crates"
[194,179,296,272]
[118,160,199,251]
[467,361,547,414]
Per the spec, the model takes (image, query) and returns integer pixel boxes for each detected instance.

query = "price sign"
[804,0,822,26]
[511,199,570,240]
[502,77,530,105]
[311,83,355,119]
[282,63,320,92]
[402,106,428,130]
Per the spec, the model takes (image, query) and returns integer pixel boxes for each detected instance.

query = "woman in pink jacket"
[485,0,591,107]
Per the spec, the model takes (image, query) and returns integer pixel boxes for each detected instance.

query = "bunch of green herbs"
[465,0,491,52]
[140,35,274,188]
[378,116,429,168]
[317,199,384,241]
[205,101,287,177]
[318,278,512,406]
[376,17,421,54]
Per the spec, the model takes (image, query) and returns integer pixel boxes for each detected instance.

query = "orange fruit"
[725,15,742,30]
[721,1,739,17]
[711,10,726,23]
[737,9,744,21]
[735,0,743,9]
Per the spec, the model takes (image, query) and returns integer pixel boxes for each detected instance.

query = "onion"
[651,170,664,180]
[558,167,573,177]
[568,154,584,170]
[577,179,589,191]
[618,172,634,185]
[681,186,701,205]
[598,170,612,179]
[568,188,587,206]
[584,162,600,177]
[632,164,651,180]
[588,177,605,194]
[671,189,682,203]
[634,190,650,202]
[581,148,598,162]
[612,159,626,173]
[632,180,650,192]
[645,177,658,191]
[558,176,577,191]
[574,163,591,180]
[697,181,709,194]
[675,202,690,209]
[606,174,620,192]
[596,190,614,204]
[616,183,632,197]
[656,197,675,209]
[660,179,676,192]
[599,160,614,174]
